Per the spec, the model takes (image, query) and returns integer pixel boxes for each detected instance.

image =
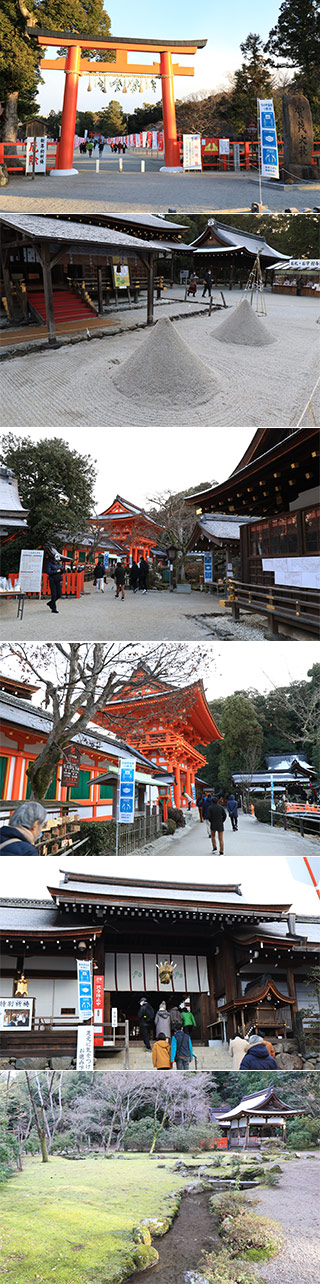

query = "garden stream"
[132,1189,219,1283]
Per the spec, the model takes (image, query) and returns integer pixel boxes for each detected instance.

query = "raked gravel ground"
[1,292,319,428]
[249,1157,320,1284]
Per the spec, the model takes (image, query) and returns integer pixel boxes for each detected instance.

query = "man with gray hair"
[0,802,47,855]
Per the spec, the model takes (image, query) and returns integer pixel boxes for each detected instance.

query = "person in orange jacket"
[152,1033,172,1069]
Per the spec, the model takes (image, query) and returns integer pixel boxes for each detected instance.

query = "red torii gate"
[28,29,206,175]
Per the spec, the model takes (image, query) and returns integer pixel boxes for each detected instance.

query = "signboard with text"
[119,758,135,824]
[204,554,213,584]
[183,134,202,171]
[93,974,104,1047]
[0,997,33,1030]
[77,960,92,1019]
[25,136,47,173]
[258,99,279,178]
[76,1025,94,1071]
[19,549,44,596]
[219,138,229,155]
[61,743,81,788]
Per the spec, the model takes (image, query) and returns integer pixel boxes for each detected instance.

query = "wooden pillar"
[147,254,155,325]
[39,244,56,346]
[244,1115,250,1150]
[1,251,17,321]
[97,266,104,314]
[287,968,298,1037]
[104,990,111,1024]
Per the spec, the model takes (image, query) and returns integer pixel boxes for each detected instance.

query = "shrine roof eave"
[106,680,223,746]
[212,1105,304,1123]
[0,215,190,258]
[185,427,318,514]
[219,979,295,1012]
[28,28,207,52]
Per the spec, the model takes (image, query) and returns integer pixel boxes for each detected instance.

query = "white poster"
[258,99,279,178]
[76,1025,94,1071]
[262,556,320,589]
[25,137,47,174]
[183,134,202,171]
[0,997,33,1029]
[219,138,229,155]
[152,131,158,150]
[19,549,44,595]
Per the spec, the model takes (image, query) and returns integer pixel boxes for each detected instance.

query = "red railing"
[0,142,58,173]
[1,138,319,174]
[8,569,84,598]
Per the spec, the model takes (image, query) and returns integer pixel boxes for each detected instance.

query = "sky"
[1,639,318,704]
[1,853,319,907]
[11,426,253,513]
[37,0,282,117]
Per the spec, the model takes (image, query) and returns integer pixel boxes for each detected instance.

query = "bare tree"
[147,483,217,583]
[0,642,213,801]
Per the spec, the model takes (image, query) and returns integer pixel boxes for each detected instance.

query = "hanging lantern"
[87,74,92,93]
[123,78,127,94]
[139,78,144,93]
[102,76,107,93]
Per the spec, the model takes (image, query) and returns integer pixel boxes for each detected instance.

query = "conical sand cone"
[111,316,219,404]
[214,297,275,346]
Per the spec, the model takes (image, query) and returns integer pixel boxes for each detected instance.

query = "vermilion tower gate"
[28,29,207,175]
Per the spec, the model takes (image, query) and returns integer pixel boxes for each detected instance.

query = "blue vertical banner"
[258,99,279,178]
[77,960,93,1019]
[204,554,213,584]
[104,552,109,569]
[119,758,135,824]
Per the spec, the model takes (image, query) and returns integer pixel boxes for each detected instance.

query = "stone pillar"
[282,93,314,181]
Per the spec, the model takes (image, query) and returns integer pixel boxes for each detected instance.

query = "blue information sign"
[204,554,213,584]
[258,99,279,178]
[104,552,109,569]
[119,758,135,824]
[77,961,93,1017]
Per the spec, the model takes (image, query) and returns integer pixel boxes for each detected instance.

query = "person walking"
[87,139,93,157]
[0,802,47,856]
[196,791,204,822]
[169,1004,182,1032]
[139,556,148,593]
[229,1031,250,1070]
[227,794,238,831]
[180,999,196,1034]
[93,558,105,593]
[138,996,154,1050]
[154,1001,171,1040]
[129,560,139,593]
[239,1035,279,1070]
[152,1034,171,1069]
[46,552,63,614]
[114,561,125,600]
[202,269,212,298]
[98,140,104,156]
[207,795,226,854]
[171,1026,194,1070]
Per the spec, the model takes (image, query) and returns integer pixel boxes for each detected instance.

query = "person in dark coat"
[114,562,125,599]
[0,802,47,855]
[196,791,204,821]
[239,1035,278,1069]
[169,1004,182,1032]
[227,794,238,831]
[207,796,226,854]
[129,560,139,593]
[138,996,154,1050]
[171,1027,194,1070]
[202,269,212,298]
[93,559,105,592]
[47,553,63,614]
[139,557,148,593]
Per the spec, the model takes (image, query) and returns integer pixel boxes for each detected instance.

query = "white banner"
[19,549,44,595]
[25,137,47,174]
[152,131,158,150]
[183,134,202,171]
[258,99,279,179]
[76,1025,94,1071]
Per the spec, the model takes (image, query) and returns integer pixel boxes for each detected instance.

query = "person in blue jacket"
[239,1034,278,1069]
[0,801,47,855]
[171,1026,194,1070]
[227,794,238,831]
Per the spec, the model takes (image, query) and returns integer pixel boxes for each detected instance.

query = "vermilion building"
[91,495,164,565]
[93,665,223,810]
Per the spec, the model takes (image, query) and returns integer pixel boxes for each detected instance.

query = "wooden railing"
[224,578,320,637]
[0,1019,130,1067]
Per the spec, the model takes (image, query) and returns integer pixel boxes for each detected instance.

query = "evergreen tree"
[265,0,320,129]
[0,434,96,573]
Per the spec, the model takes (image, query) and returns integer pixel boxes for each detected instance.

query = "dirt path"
[250,1157,320,1284]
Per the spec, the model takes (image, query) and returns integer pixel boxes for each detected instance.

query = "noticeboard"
[112,258,130,289]
[61,743,81,787]
[0,997,34,1030]
[183,134,202,171]
[19,549,44,595]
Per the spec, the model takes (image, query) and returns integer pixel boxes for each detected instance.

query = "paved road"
[0,583,268,642]
[1,154,320,212]
[158,809,319,860]
[252,1157,320,1284]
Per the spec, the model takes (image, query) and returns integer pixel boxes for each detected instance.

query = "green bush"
[166,818,176,835]
[251,798,271,825]
[200,1246,263,1283]
[0,1128,18,1182]
[219,1207,282,1259]
[79,819,117,854]
[124,1119,155,1151]
[287,1115,320,1149]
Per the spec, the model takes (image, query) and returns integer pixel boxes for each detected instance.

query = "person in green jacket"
[180,998,196,1032]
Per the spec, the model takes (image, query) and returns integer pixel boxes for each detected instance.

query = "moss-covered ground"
[0,1153,217,1284]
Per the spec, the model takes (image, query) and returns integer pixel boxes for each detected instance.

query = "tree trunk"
[27,743,65,801]
[4,93,19,143]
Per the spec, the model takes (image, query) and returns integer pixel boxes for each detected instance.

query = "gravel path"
[250,1157,320,1284]
[2,293,319,428]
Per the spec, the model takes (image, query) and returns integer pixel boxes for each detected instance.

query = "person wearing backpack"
[171,1026,194,1070]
